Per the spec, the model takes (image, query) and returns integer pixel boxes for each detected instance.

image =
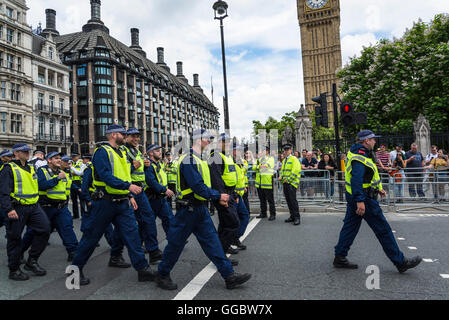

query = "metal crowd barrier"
[245,167,449,213]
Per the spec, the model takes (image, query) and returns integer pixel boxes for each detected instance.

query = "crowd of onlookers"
[243,142,449,202]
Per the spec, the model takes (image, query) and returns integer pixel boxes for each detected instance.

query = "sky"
[26,0,449,140]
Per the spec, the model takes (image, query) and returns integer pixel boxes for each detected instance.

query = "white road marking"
[407,247,417,250]
[173,217,262,300]
[423,259,433,262]
[440,274,449,279]
[392,230,396,233]
[397,237,405,240]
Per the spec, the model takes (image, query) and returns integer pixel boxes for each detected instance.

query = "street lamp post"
[213,0,230,131]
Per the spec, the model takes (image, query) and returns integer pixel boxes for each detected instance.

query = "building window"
[0,26,3,39]
[6,7,13,19]
[7,54,14,69]
[1,82,6,99]
[0,51,2,67]
[59,98,64,113]
[39,116,44,137]
[1,112,6,132]
[17,12,21,22]
[17,57,21,71]
[77,65,86,77]
[6,28,13,42]
[94,66,112,75]
[60,120,65,138]
[17,32,21,45]
[48,47,54,60]
[15,84,20,101]
[49,95,55,112]
[96,105,112,114]
[95,49,110,57]
[95,86,112,95]
[38,70,45,84]
[10,113,22,133]
[38,93,44,109]
[49,118,55,139]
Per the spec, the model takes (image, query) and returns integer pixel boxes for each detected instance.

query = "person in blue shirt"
[21,152,78,262]
[70,125,155,286]
[144,144,174,244]
[79,154,129,268]
[156,129,251,291]
[0,150,13,229]
[333,130,422,273]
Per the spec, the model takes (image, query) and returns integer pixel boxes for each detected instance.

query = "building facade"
[53,0,219,155]
[0,0,34,149]
[297,0,342,124]
[31,9,71,154]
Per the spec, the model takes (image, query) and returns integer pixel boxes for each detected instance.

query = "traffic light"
[340,102,367,127]
[312,93,328,128]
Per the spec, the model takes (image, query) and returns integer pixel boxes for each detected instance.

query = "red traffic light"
[341,103,352,113]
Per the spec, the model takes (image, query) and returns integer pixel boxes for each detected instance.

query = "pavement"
[1,204,449,300]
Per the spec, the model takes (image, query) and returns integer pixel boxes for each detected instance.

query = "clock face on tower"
[305,0,328,9]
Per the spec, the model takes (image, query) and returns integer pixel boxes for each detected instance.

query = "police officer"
[334,130,422,273]
[71,124,156,285]
[0,150,13,229]
[145,144,174,238]
[164,151,177,209]
[28,150,47,170]
[232,143,249,250]
[209,133,241,257]
[122,128,162,264]
[79,152,129,268]
[70,153,84,219]
[279,144,301,225]
[79,154,92,217]
[156,129,251,290]
[0,143,51,280]
[21,152,79,261]
[241,151,251,215]
[255,147,276,219]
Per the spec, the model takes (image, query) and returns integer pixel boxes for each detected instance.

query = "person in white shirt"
[425,145,438,166]
[28,150,47,170]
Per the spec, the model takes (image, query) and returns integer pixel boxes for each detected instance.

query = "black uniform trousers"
[70,180,83,219]
[243,191,250,214]
[283,183,300,219]
[257,188,276,217]
[5,203,50,271]
[214,199,240,253]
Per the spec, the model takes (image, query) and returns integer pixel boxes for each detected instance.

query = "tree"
[338,14,449,136]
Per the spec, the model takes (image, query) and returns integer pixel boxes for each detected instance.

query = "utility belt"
[176,198,207,209]
[40,200,69,210]
[146,192,166,200]
[90,189,129,203]
[11,199,38,208]
[363,187,379,200]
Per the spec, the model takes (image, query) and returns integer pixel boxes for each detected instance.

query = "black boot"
[20,253,26,265]
[24,257,47,276]
[234,240,247,250]
[149,249,163,264]
[156,272,178,290]
[225,272,252,289]
[293,218,301,225]
[333,256,358,269]
[397,256,422,273]
[79,270,90,286]
[285,217,294,223]
[108,255,131,268]
[67,251,75,262]
[137,266,156,282]
[256,214,267,219]
[268,216,276,221]
[9,268,29,281]
[227,247,239,255]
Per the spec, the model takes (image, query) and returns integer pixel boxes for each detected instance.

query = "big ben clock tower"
[297,0,342,125]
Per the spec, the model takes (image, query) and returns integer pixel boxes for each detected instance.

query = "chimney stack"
[41,9,59,37]
[193,74,199,87]
[176,62,183,77]
[131,28,139,47]
[157,47,165,64]
[91,0,101,21]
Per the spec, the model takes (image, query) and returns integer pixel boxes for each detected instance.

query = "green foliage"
[338,14,449,135]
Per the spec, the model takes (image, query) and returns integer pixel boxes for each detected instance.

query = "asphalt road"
[1,206,449,300]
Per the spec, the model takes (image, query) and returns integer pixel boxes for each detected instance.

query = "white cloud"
[341,33,378,65]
